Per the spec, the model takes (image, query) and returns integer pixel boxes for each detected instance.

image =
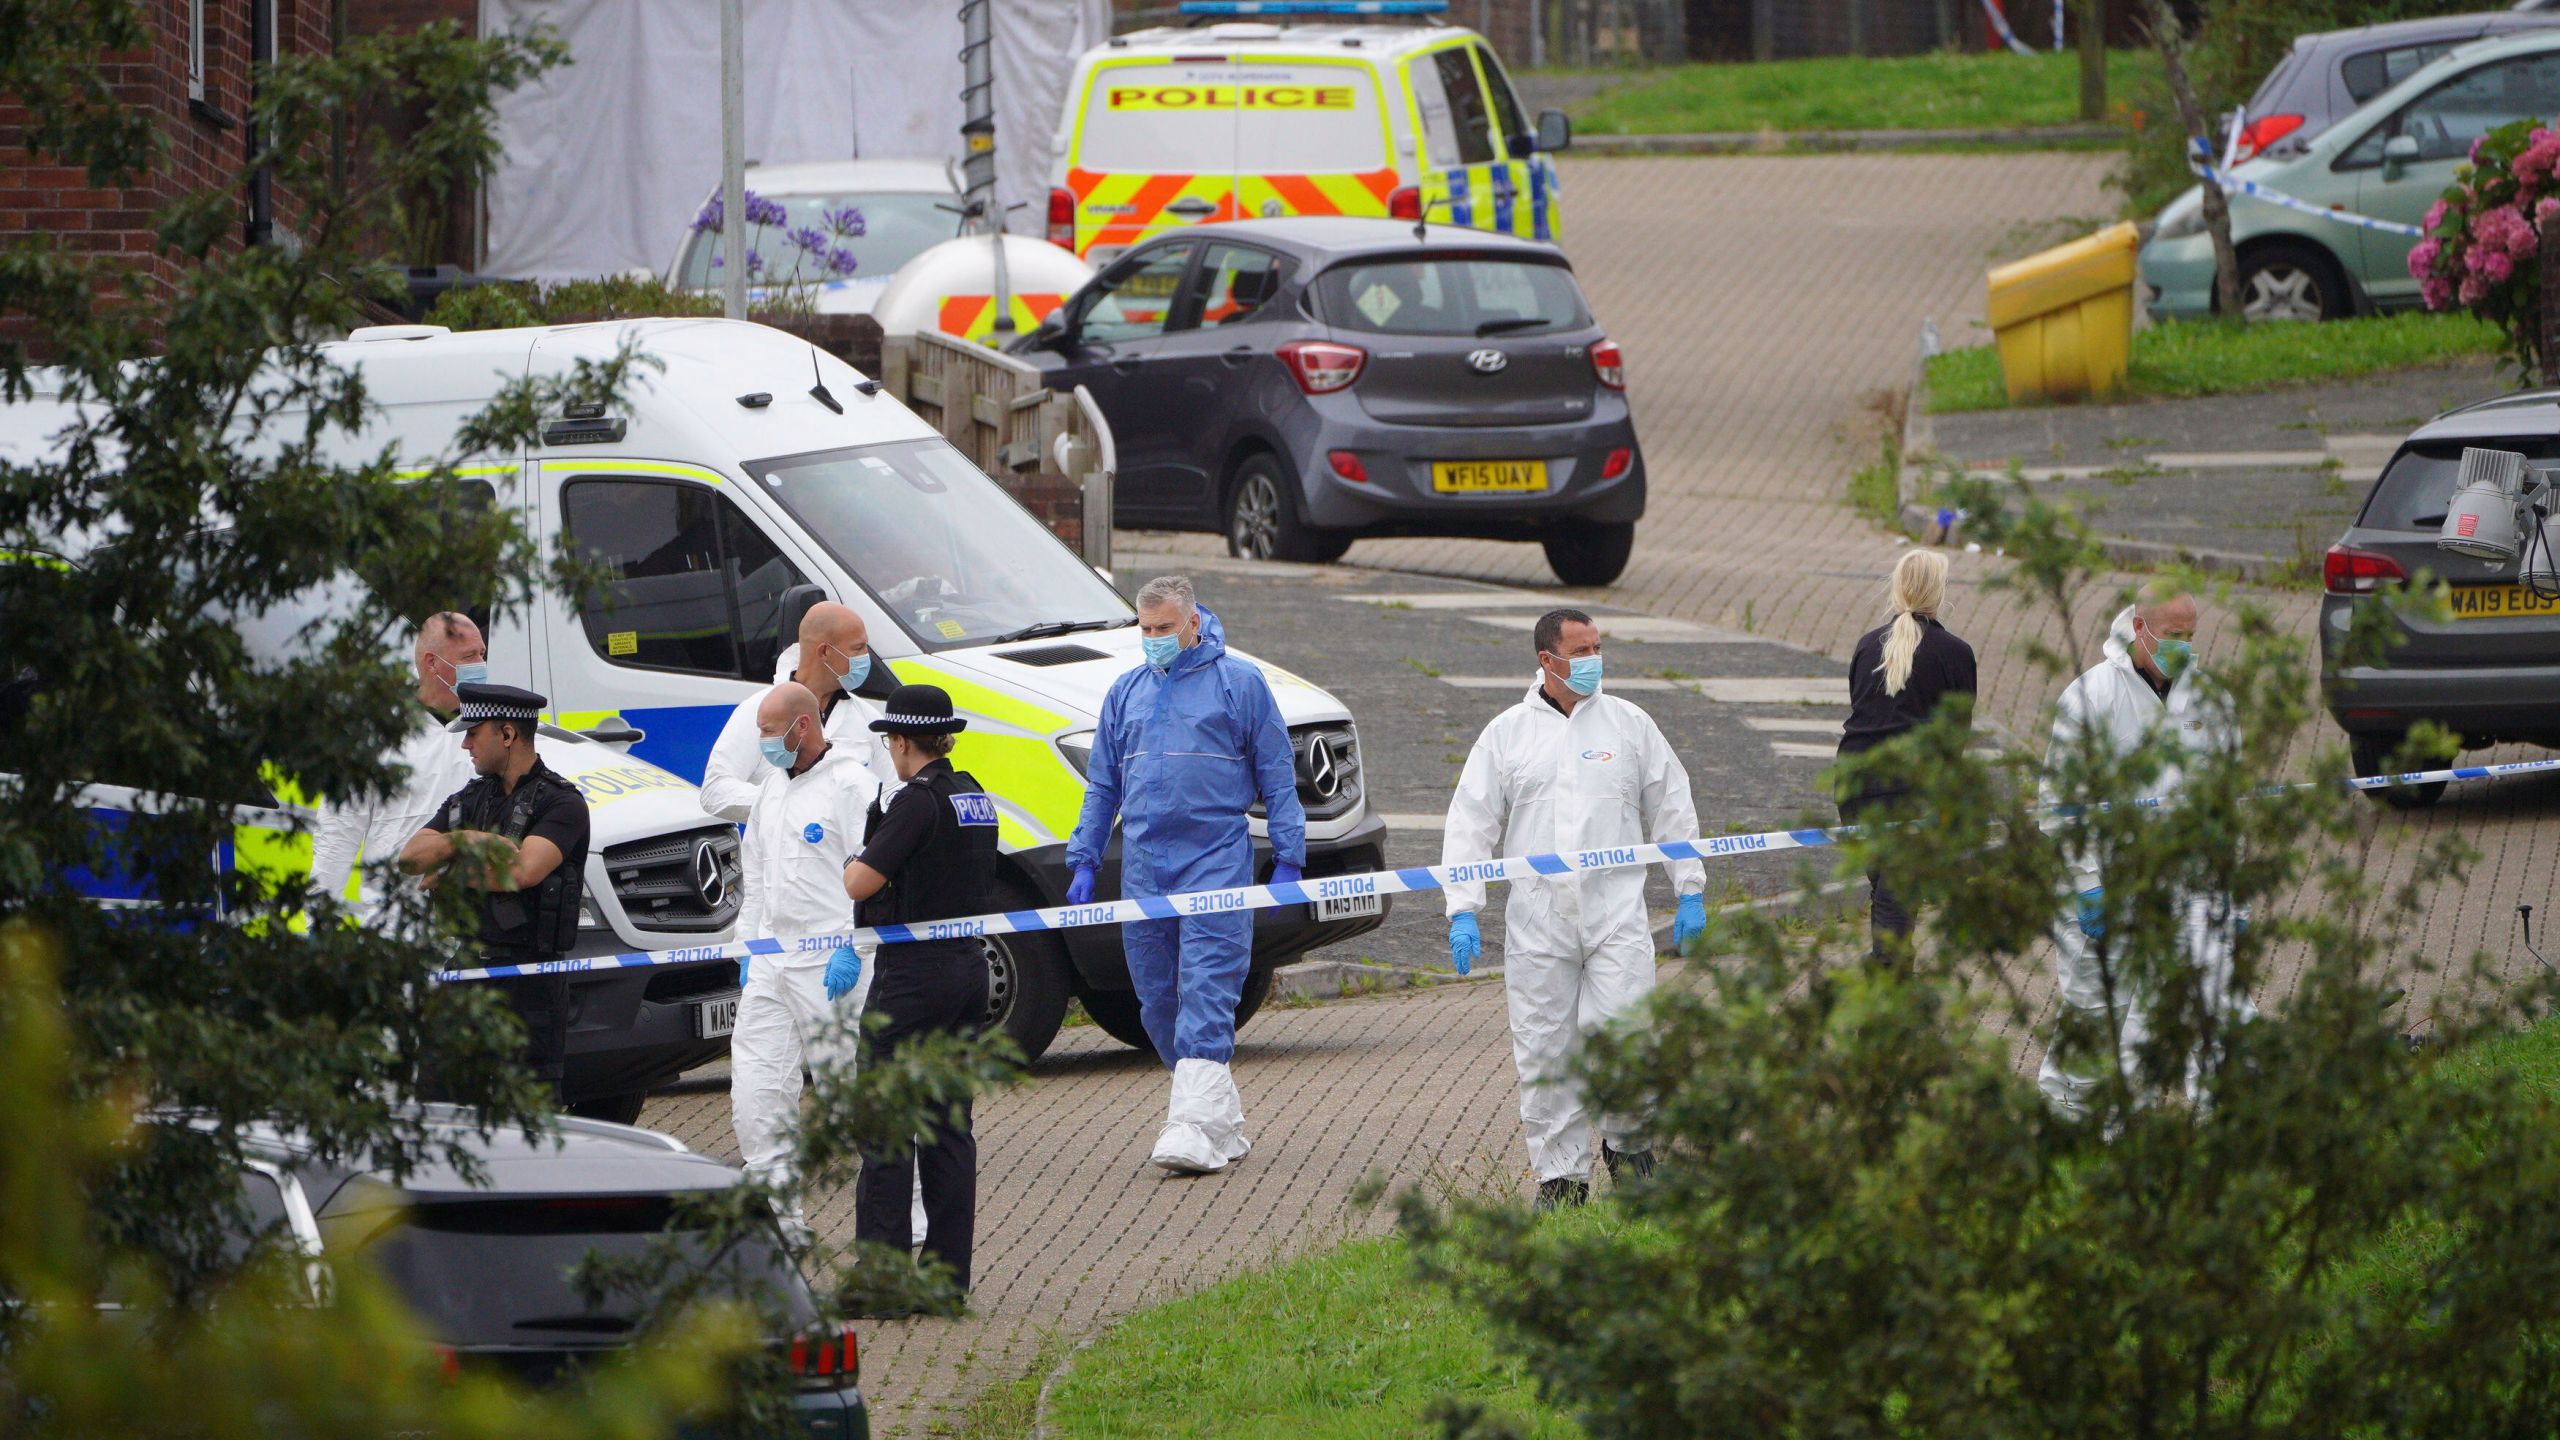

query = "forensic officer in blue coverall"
[1066,575,1306,1176]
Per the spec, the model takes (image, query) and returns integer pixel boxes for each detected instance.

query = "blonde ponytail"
[1879,549,1948,697]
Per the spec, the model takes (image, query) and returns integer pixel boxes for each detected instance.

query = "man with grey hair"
[309,612,486,927]
[2039,582,2253,1117]
[1065,575,1306,1175]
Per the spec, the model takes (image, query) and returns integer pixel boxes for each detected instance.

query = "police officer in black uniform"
[398,683,591,1096]
[841,683,995,1295]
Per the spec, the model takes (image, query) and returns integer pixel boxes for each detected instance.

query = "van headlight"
[1056,729,1095,779]
[2154,189,2207,241]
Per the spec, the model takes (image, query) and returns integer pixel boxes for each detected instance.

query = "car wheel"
[2236,241,2349,323]
[983,881,1072,1061]
[2350,731,2447,810]
[1542,521,1636,586]
[1076,964,1278,1054]
[1226,453,1333,563]
[567,1090,648,1126]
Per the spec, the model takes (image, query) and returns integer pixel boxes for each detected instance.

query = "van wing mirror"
[776,583,827,651]
[1534,109,1572,154]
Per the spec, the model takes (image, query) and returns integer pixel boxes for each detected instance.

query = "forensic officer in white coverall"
[2038,587,2256,1119]
[1442,609,1708,1210]
[701,601,895,824]
[310,612,484,928]
[731,680,878,1244]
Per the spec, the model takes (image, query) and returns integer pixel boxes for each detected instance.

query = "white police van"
[91,317,1386,1064]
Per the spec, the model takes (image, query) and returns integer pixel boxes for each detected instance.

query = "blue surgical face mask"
[759,732,795,769]
[454,661,489,687]
[2153,636,2194,680]
[835,650,871,693]
[1142,634,1181,671]
[1558,653,1603,697]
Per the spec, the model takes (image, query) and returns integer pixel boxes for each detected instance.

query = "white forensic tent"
[477,0,1111,281]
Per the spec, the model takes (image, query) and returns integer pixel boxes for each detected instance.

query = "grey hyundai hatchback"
[1012,216,1645,584]
[2321,390,2560,807]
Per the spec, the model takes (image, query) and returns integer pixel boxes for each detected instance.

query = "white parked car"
[663,159,965,316]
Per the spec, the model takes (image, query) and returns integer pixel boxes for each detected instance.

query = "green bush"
[2118,0,2454,219]
[425,272,719,330]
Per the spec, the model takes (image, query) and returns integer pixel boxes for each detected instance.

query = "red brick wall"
[997,472,1086,556]
[1,0,335,337]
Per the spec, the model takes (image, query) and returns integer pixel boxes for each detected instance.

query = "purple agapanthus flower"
[787,226,831,257]
[824,204,867,238]
[745,192,789,228]
[691,194,724,233]
[826,246,860,278]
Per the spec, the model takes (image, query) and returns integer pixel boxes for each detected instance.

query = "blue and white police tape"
[2186,145,2425,239]
[1978,0,2037,58]
[430,755,2560,983]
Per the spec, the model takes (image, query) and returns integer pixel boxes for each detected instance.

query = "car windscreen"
[2360,438,2560,530]
[745,438,1133,651]
[1075,63,1388,173]
[678,191,959,288]
[356,1195,814,1346]
[1313,257,1590,337]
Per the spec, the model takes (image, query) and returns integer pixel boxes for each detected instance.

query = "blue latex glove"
[737,955,750,988]
[1448,912,1480,976]
[1065,867,1097,906]
[1270,860,1302,889]
[2076,887,2106,941]
[1672,892,1707,952]
[824,946,862,1002]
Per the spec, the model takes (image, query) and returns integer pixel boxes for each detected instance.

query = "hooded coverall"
[2038,605,2256,1118]
[732,744,879,1232]
[1066,606,1305,1164]
[700,643,897,824]
[310,713,475,930]
[1443,683,1703,1184]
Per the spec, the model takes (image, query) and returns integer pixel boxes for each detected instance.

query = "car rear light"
[1327,450,1368,483]
[1600,447,1632,480]
[1589,338,1625,391]
[1278,340,1366,394]
[790,1325,859,1388]
[1387,186,1421,220]
[1047,187,1075,248]
[2232,113,2305,162]
[2323,545,2407,596]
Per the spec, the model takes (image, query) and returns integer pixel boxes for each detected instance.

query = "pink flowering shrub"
[2413,117,2560,376]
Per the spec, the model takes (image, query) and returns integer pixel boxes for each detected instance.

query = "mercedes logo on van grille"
[1307,735,1343,802]
[692,840,729,911]
[1466,348,1509,374]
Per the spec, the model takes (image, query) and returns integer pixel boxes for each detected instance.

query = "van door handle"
[1220,346,1253,368]
[575,715,647,750]
[1110,357,1143,376]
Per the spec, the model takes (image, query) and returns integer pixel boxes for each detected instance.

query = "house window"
[187,0,207,102]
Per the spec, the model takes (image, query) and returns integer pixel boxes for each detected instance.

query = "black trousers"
[493,967,574,1092]
[1836,787,1915,964]
[855,940,988,1290]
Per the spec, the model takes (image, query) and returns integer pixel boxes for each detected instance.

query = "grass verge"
[1572,49,2157,136]
[1846,389,1908,528]
[1036,1234,1585,1439]
[1923,312,2503,415]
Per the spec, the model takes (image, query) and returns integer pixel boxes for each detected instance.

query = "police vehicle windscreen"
[1075,64,1388,173]
[1313,258,1589,335]
[677,191,960,289]
[747,438,1133,651]
[358,1195,816,1346]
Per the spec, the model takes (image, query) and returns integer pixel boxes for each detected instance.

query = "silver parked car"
[2222,10,2560,165]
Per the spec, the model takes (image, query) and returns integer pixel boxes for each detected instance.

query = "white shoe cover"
[1151,1120,1225,1174]
[1168,1057,1250,1165]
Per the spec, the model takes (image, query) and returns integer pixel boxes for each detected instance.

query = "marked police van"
[0,503,753,1126]
[1045,0,1573,266]
[118,317,1385,1065]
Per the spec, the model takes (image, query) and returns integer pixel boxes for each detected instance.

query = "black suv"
[221,1108,867,1436]
[2320,394,2560,807]
[1013,217,1645,584]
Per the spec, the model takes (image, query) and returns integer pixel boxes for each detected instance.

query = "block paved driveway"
[641,152,2560,1435]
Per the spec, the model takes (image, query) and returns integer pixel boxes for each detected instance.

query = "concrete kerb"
[1574,124,2121,158]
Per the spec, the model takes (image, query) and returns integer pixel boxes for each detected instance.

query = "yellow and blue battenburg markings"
[435,753,2560,983]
